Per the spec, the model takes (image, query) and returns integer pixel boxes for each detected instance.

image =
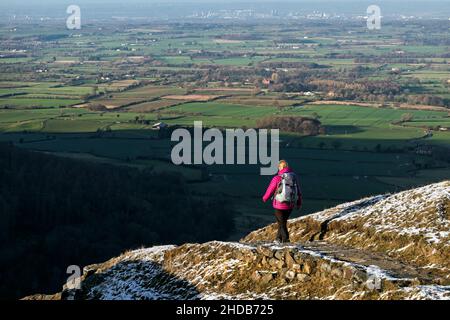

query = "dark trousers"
[274,209,292,243]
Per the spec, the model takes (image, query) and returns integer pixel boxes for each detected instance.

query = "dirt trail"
[297,241,437,284]
[247,239,440,285]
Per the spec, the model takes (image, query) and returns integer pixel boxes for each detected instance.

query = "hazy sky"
[1,0,448,19]
[3,0,448,3]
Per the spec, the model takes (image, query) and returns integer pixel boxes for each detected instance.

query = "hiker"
[262,160,302,243]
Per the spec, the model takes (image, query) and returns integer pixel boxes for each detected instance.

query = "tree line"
[256,116,324,136]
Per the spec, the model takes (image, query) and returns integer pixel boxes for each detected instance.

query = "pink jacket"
[262,167,302,210]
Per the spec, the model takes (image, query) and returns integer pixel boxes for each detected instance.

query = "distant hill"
[25,181,450,300]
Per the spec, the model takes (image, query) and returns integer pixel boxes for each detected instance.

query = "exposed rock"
[343,268,354,280]
[293,252,306,264]
[22,293,61,300]
[297,274,311,282]
[260,272,275,285]
[257,246,274,258]
[274,250,285,260]
[252,271,262,282]
[292,263,301,272]
[320,263,332,274]
[352,269,368,283]
[285,252,296,269]
[302,263,312,275]
[331,268,343,279]
[285,270,296,281]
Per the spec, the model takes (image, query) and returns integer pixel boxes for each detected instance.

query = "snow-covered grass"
[403,285,450,300]
[295,181,450,245]
[287,182,449,244]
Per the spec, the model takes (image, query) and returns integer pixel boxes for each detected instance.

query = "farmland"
[0,17,449,239]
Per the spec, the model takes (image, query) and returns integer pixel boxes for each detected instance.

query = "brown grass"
[309,100,448,111]
[162,94,221,102]
[124,100,182,112]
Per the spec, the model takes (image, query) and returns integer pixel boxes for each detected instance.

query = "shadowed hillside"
[0,143,235,299]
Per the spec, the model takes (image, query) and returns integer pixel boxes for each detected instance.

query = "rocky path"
[243,240,442,286]
[275,241,439,285]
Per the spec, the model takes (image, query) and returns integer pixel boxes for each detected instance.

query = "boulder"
[251,271,262,282]
[320,262,332,273]
[285,252,296,269]
[352,269,368,283]
[297,274,311,282]
[285,270,296,281]
[293,252,305,264]
[274,250,285,260]
[331,268,343,279]
[292,263,301,271]
[257,246,274,258]
[260,272,275,285]
[302,263,312,274]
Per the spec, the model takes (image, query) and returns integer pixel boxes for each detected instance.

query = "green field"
[0,97,82,108]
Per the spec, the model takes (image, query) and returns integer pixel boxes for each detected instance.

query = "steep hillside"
[25,181,450,300]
